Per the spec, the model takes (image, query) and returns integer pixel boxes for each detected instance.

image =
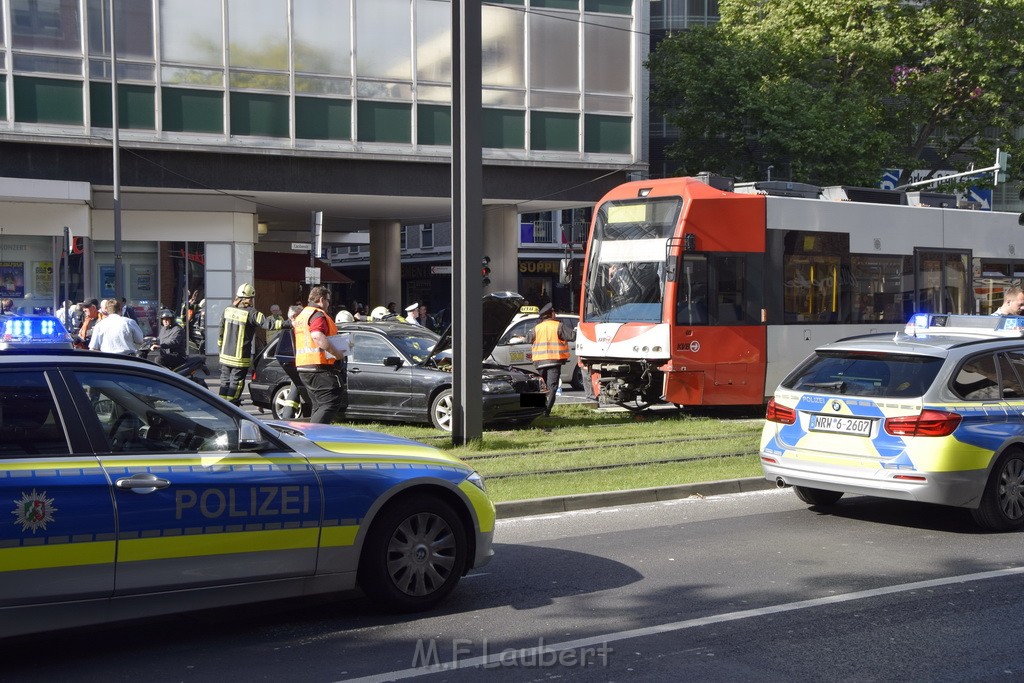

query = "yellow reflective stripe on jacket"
[532,319,569,363]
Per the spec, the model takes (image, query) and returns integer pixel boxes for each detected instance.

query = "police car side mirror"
[239,421,267,451]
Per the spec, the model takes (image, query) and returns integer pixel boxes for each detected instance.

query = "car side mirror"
[383,356,404,368]
[239,420,267,451]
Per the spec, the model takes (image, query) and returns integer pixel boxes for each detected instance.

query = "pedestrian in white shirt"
[89,299,145,355]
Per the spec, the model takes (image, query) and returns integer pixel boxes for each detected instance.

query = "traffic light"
[481,256,491,288]
[997,150,1010,185]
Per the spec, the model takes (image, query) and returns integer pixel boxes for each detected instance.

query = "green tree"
[647,0,1024,187]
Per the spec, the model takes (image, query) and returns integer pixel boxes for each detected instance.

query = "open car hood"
[428,291,527,362]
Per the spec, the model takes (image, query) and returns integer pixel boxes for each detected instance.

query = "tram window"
[850,255,913,323]
[676,256,708,325]
[917,250,970,314]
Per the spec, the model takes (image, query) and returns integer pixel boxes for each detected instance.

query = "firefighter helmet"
[235,283,256,298]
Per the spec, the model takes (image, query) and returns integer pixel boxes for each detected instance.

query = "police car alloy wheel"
[971,448,1024,531]
[358,494,468,611]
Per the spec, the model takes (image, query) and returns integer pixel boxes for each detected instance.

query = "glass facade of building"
[1,0,637,157]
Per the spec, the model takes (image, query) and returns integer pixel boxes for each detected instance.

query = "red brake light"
[884,410,962,437]
[766,398,796,425]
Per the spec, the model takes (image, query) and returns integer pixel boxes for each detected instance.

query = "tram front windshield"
[584,198,682,323]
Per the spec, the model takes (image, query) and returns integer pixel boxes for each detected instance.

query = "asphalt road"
[6,489,1024,681]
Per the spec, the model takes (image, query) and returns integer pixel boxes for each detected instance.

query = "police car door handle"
[115,473,171,492]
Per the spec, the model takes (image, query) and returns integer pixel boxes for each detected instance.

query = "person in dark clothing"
[218,283,288,405]
[276,305,305,420]
[152,309,187,369]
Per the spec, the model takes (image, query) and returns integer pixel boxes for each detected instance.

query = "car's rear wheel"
[430,389,454,431]
[971,449,1024,531]
[358,494,468,611]
[271,383,307,420]
[792,486,844,506]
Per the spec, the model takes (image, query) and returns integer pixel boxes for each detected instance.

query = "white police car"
[762,314,1024,530]
[0,342,494,637]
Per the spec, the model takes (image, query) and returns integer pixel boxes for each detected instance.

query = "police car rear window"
[781,351,943,398]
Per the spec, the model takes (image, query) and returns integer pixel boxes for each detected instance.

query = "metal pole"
[451,0,483,445]
[110,0,123,300]
[63,227,71,321]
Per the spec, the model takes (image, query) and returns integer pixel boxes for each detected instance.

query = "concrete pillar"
[482,205,520,294]
[368,219,402,311]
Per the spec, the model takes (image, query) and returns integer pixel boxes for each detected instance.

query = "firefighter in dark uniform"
[294,285,348,424]
[218,283,288,405]
[526,303,572,417]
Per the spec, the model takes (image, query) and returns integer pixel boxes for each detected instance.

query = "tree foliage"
[647,0,1024,187]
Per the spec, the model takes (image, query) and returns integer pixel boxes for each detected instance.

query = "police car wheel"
[792,486,844,507]
[358,494,468,611]
[430,389,454,431]
[971,449,1024,531]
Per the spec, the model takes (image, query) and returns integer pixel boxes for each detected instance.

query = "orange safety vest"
[294,306,338,368]
[531,318,569,365]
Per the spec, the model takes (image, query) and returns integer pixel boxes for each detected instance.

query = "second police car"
[0,315,495,638]
[761,314,1024,531]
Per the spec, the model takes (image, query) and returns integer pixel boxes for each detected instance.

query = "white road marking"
[338,566,1024,682]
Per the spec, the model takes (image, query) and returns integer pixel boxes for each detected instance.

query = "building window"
[162,87,223,133]
[295,96,352,141]
[483,108,525,149]
[531,111,578,152]
[421,225,433,249]
[357,101,412,143]
[400,226,407,251]
[585,114,630,154]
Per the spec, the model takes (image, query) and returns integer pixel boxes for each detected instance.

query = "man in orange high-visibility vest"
[293,285,348,424]
[526,303,573,417]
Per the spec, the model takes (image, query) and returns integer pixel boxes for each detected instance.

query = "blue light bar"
[0,315,73,347]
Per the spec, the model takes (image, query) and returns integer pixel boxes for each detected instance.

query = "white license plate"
[808,414,873,436]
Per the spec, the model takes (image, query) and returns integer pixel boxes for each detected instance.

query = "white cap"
[405,302,419,312]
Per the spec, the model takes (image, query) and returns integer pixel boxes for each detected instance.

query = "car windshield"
[781,351,944,398]
[389,328,442,363]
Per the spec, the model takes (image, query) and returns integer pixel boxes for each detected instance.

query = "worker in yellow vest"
[293,285,348,424]
[217,283,288,405]
[526,303,573,417]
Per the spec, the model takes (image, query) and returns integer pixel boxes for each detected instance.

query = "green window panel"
[295,96,351,141]
[417,104,450,146]
[490,0,524,4]
[357,101,411,143]
[531,111,578,152]
[162,88,223,133]
[230,92,289,138]
[585,114,631,154]
[0,76,5,120]
[90,83,155,130]
[13,77,83,125]
[585,0,631,14]
[533,0,578,9]
[482,109,525,149]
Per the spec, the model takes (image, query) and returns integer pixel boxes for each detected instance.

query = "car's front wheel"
[792,485,844,506]
[358,494,468,611]
[971,449,1024,531]
[430,389,454,431]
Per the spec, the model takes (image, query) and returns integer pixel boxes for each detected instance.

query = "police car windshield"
[782,351,944,398]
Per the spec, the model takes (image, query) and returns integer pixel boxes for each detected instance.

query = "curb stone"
[494,476,778,519]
